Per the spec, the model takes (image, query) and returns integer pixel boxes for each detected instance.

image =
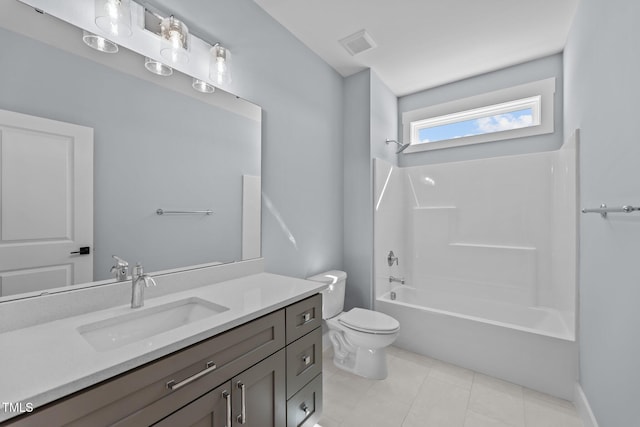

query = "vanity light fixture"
[192,78,215,93]
[94,0,132,38]
[160,15,189,64]
[82,30,119,53]
[209,44,232,86]
[144,57,173,76]
[24,0,237,93]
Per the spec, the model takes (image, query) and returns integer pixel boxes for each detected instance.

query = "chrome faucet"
[389,276,405,285]
[110,255,129,282]
[131,263,157,309]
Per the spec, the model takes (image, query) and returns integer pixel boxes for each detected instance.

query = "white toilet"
[307,270,400,380]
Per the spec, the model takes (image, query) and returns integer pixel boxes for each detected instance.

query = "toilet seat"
[338,308,400,335]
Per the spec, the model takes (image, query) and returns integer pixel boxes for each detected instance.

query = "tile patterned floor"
[318,346,583,427]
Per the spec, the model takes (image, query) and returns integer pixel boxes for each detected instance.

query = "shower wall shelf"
[156,209,214,215]
[581,204,639,218]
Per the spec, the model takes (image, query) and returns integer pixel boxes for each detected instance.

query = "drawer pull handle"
[166,361,217,391]
[302,312,312,323]
[237,381,247,424]
[223,390,232,427]
[300,402,311,416]
[302,355,312,366]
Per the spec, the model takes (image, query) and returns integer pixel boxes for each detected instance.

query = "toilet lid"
[338,308,400,334]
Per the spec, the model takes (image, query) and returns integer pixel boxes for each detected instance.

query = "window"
[412,96,540,144]
[402,78,555,153]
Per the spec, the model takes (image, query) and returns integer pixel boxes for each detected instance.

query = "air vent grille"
[339,29,377,56]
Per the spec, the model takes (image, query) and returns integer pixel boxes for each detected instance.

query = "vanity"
[0,3,323,425]
[0,261,325,427]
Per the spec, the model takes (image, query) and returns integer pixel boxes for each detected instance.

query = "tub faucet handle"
[387,250,399,266]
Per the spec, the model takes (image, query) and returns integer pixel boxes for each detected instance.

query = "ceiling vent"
[339,29,377,56]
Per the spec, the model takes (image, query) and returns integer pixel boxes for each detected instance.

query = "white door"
[0,109,93,297]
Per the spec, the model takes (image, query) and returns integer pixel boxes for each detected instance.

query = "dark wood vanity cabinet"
[152,381,231,427]
[284,295,323,427]
[153,351,286,427]
[3,294,322,427]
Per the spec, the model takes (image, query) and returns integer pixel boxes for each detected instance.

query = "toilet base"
[332,345,389,380]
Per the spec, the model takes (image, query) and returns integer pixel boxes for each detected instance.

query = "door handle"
[166,361,217,391]
[70,246,90,255]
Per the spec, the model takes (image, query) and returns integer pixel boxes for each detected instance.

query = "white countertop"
[0,272,326,422]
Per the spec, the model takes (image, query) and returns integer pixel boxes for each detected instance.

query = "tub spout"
[389,276,405,285]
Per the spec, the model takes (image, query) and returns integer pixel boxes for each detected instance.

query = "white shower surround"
[373,136,578,399]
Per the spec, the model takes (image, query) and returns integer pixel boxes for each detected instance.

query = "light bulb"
[209,45,232,86]
[160,16,189,64]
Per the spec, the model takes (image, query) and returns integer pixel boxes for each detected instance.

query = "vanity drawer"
[286,374,322,427]
[285,293,322,344]
[286,327,322,399]
[5,309,285,427]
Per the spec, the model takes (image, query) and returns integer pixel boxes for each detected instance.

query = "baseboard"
[575,383,599,427]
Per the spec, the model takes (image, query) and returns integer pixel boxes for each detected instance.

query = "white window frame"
[402,78,555,153]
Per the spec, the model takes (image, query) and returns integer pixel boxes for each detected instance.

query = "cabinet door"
[232,349,286,427]
[152,381,232,427]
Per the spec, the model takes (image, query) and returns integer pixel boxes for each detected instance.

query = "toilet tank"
[307,270,347,319]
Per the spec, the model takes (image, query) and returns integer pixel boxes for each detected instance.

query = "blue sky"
[418,108,533,143]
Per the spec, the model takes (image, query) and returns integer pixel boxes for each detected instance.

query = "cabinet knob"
[302,355,312,366]
[300,402,311,416]
[302,312,312,323]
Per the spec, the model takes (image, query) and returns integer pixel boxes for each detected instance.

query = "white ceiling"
[254,0,580,96]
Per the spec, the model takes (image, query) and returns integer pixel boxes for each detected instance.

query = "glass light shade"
[192,78,215,93]
[82,30,118,53]
[160,16,189,64]
[209,45,232,86]
[144,57,173,76]
[94,0,132,37]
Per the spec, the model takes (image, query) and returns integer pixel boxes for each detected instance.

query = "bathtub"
[376,287,577,399]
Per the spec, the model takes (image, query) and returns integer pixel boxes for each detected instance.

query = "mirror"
[0,2,261,301]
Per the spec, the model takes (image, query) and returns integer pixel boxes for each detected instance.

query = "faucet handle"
[112,255,128,267]
[110,256,129,281]
[134,263,156,287]
[134,263,144,276]
[387,250,399,266]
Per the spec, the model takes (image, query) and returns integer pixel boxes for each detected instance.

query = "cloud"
[474,113,533,133]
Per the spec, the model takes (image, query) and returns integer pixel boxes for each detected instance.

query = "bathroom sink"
[78,297,229,351]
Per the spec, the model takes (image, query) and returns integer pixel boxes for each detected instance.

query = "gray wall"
[398,54,564,167]
[343,70,372,310]
[0,28,260,279]
[84,0,346,280]
[370,72,400,165]
[564,0,640,425]
[343,70,398,310]
[165,0,347,279]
